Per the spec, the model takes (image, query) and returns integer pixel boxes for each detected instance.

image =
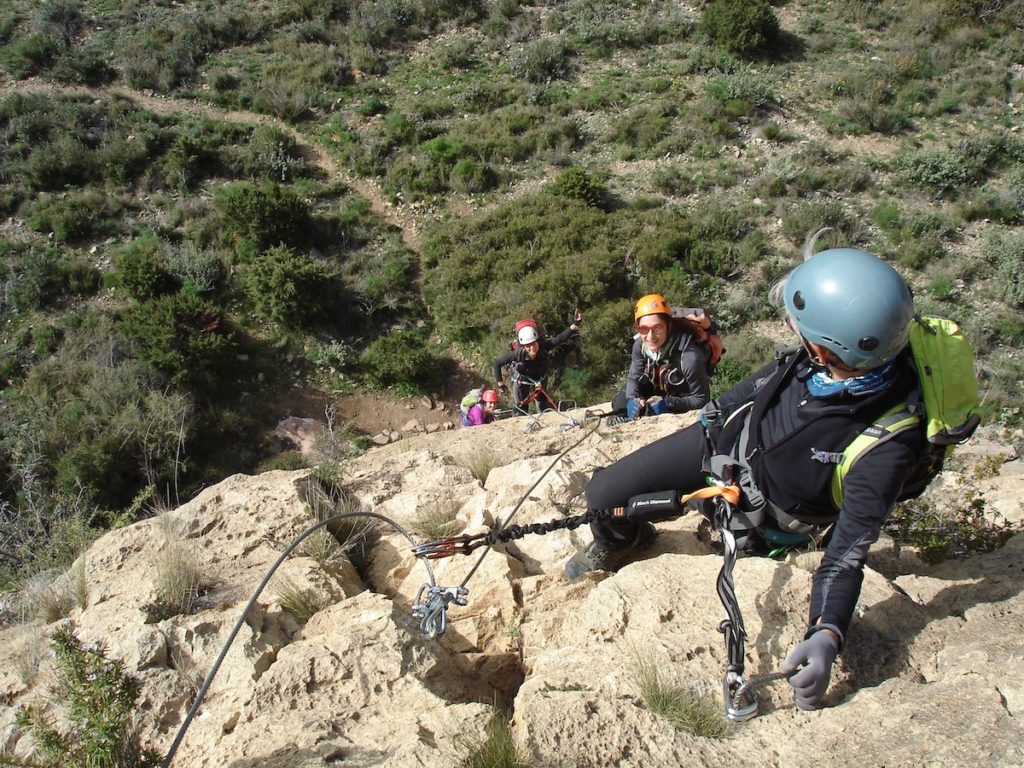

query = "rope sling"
[416,464,794,721]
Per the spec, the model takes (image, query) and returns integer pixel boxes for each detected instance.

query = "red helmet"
[481,389,500,403]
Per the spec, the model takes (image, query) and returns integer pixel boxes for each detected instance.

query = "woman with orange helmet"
[609,294,719,422]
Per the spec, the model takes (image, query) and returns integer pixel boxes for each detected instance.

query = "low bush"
[244,245,335,328]
[359,329,453,393]
[547,167,608,209]
[216,181,312,251]
[24,189,124,243]
[985,231,1024,308]
[699,0,780,57]
[885,480,1020,564]
[511,36,574,83]
[114,234,180,301]
[117,292,235,390]
[14,624,161,767]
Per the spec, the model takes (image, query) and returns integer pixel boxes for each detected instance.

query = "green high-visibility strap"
[830,404,921,509]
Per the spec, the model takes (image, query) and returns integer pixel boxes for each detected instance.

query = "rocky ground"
[1,410,1022,767]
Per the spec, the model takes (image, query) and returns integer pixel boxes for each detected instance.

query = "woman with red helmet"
[462,388,500,427]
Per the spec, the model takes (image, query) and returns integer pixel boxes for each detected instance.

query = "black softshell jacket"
[714,348,924,641]
[492,326,576,384]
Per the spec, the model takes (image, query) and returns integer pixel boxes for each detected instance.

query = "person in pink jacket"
[462,389,500,427]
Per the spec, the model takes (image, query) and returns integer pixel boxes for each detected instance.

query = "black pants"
[515,381,557,414]
[586,422,707,549]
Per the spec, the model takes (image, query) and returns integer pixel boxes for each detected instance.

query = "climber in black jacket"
[564,247,924,712]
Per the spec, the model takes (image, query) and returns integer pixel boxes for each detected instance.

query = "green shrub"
[2,243,65,311]
[0,34,60,78]
[780,200,858,246]
[700,0,780,57]
[54,435,137,510]
[511,36,574,83]
[929,275,955,300]
[703,67,778,111]
[63,259,102,296]
[164,242,227,296]
[450,159,500,193]
[117,292,235,389]
[359,329,453,393]
[986,232,1024,308]
[240,125,311,182]
[347,244,416,315]
[885,487,1020,564]
[873,201,901,230]
[257,451,309,472]
[244,245,335,328]
[24,190,123,243]
[14,624,161,768]
[547,167,608,209]
[114,234,180,301]
[896,147,973,196]
[216,181,312,251]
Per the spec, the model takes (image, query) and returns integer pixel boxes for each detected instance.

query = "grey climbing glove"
[780,631,839,711]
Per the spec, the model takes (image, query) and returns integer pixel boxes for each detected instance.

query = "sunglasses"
[637,323,667,336]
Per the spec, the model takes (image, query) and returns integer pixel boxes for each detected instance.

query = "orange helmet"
[634,294,671,323]
[481,389,499,404]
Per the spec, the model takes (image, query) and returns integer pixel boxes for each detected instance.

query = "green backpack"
[831,315,982,508]
[460,388,483,422]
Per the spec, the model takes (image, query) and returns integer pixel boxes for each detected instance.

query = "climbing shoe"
[605,414,628,427]
[563,523,657,581]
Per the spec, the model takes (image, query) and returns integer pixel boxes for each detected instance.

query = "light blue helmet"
[783,248,914,369]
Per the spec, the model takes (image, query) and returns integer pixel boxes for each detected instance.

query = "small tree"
[216,181,311,252]
[547,167,608,209]
[117,292,234,389]
[700,0,780,57]
[244,245,334,328]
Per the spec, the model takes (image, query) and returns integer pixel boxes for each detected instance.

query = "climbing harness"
[509,371,584,432]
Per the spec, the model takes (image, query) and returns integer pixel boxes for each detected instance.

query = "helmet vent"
[858,336,879,351]
[792,291,805,310]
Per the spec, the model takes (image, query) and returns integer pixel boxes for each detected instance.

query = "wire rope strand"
[161,510,431,768]
[458,416,603,588]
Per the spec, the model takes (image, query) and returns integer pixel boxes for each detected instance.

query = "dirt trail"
[0,79,422,252]
[0,78,476,436]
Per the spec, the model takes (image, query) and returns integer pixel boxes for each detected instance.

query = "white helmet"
[517,326,539,345]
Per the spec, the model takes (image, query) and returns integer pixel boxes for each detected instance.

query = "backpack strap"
[829,403,921,509]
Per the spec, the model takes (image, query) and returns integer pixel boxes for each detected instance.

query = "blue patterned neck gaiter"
[806,358,898,398]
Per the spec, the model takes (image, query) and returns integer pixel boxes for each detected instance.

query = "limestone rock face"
[2,410,1022,768]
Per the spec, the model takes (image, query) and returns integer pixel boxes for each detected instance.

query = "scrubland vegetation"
[1,0,1023,587]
